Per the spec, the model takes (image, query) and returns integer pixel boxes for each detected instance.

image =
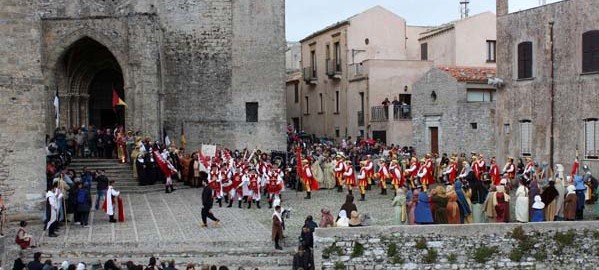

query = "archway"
[56,37,125,129]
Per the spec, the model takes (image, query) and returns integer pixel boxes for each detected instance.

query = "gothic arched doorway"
[56,37,125,129]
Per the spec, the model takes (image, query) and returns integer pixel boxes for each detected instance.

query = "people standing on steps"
[45,183,62,237]
[200,179,220,228]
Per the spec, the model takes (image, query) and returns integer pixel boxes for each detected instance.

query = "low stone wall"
[314,221,599,269]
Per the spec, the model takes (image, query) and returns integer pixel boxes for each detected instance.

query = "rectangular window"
[470,123,478,129]
[319,93,324,113]
[487,40,496,62]
[421,43,428,61]
[305,96,309,114]
[467,89,495,102]
[310,50,317,78]
[334,42,341,72]
[399,94,411,105]
[335,128,340,138]
[294,83,299,103]
[582,31,599,73]
[335,91,340,113]
[245,102,258,122]
[325,44,330,60]
[584,119,599,159]
[518,42,533,79]
[520,120,532,156]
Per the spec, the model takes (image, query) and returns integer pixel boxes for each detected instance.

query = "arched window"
[517,42,533,79]
[582,30,599,73]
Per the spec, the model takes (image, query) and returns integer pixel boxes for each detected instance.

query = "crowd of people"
[12,252,245,270]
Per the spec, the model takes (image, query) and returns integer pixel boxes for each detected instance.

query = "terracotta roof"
[436,66,496,83]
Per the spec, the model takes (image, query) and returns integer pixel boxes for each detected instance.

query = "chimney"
[497,0,508,16]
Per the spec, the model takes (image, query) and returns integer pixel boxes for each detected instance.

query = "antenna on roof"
[460,0,470,19]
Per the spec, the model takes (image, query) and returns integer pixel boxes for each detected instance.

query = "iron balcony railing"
[326,59,342,77]
[371,106,388,122]
[303,67,317,84]
[393,105,412,120]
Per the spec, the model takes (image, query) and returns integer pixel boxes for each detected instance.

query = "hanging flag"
[112,88,127,112]
[163,126,171,146]
[571,158,579,180]
[180,123,187,147]
[53,88,60,128]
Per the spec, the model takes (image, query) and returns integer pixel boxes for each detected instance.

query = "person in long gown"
[528,178,541,221]
[464,187,474,224]
[431,186,448,224]
[515,179,529,223]
[564,185,577,221]
[392,188,408,225]
[321,157,336,189]
[493,185,510,222]
[541,180,559,221]
[407,189,419,225]
[483,186,497,222]
[555,178,566,220]
[446,185,461,224]
[414,189,433,224]
[531,195,545,222]
[454,181,471,224]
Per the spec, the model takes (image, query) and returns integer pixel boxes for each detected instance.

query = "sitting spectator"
[15,221,36,249]
[336,210,349,227]
[185,264,195,270]
[104,259,120,270]
[319,208,334,228]
[348,211,362,227]
[76,263,86,270]
[42,260,52,270]
[299,225,313,252]
[12,252,26,270]
[27,252,43,270]
[163,261,176,270]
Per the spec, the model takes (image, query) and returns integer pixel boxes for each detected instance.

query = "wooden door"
[430,127,439,154]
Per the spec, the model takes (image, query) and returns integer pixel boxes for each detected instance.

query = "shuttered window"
[518,42,533,79]
[584,119,599,159]
[245,102,258,122]
[520,120,532,156]
[421,43,428,61]
[582,31,599,73]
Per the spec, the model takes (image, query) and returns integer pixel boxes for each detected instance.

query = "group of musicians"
[299,152,531,201]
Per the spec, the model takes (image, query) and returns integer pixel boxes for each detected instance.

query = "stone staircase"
[68,159,190,194]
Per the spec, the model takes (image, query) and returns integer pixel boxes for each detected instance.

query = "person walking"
[272,205,283,250]
[76,182,92,227]
[200,179,220,227]
[95,170,109,211]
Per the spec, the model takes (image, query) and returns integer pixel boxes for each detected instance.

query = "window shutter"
[583,31,599,73]
[518,42,533,78]
[520,121,532,155]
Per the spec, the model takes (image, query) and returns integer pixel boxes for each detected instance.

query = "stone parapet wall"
[314,221,599,269]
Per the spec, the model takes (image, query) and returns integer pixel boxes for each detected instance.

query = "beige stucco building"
[295,6,497,145]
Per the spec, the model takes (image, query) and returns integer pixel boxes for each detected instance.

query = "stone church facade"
[0,0,285,212]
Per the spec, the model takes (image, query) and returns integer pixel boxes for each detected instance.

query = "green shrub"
[387,242,398,258]
[510,226,527,241]
[322,242,343,259]
[472,246,498,264]
[593,231,599,239]
[422,248,438,264]
[447,253,458,264]
[509,249,523,262]
[415,237,428,250]
[555,230,575,247]
[334,261,346,270]
[533,250,547,261]
[517,237,536,253]
[351,241,364,258]
[392,255,404,264]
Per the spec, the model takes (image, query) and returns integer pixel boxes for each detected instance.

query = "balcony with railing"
[393,105,412,120]
[371,106,388,122]
[326,59,342,79]
[348,63,365,79]
[357,111,364,127]
[303,66,318,84]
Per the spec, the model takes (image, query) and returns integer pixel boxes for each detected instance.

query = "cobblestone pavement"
[31,186,598,248]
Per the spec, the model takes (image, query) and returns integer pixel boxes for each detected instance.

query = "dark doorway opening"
[429,127,439,155]
[89,69,124,129]
[372,130,387,145]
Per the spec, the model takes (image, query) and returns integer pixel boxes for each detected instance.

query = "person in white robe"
[515,180,529,223]
[105,180,120,223]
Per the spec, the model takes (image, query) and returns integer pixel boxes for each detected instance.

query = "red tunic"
[302,165,320,190]
[390,165,404,186]
[248,174,260,194]
[358,168,368,187]
[343,165,356,186]
[490,164,501,186]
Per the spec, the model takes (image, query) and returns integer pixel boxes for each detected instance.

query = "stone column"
[496,0,508,16]
[80,94,89,127]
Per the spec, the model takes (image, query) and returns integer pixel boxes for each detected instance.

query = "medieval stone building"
[0,0,285,212]
[495,0,599,171]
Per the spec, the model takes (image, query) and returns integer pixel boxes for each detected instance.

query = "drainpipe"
[549,21,555,170]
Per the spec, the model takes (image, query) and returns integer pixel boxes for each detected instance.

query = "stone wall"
[412,68,496,155]
[0,0,285,215]
[495,0,599,171]
[314,221,599,270]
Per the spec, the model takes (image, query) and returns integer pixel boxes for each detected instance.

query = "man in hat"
[246,167,261,208]
[301,159,319,199]
[389,160,404,196]
[333,154,346,192]
[376,158,389,195]
[416,159,429,191]
[266,162,284,208]
[523,157,535,181]
[357,161,369,201]
[424,154,434,184]
[443,157,458,185]
[208,165,224,206]
[478,153,487,175]
[471,155,482,181]
[405,157,420,189]
[342,159,356,194]
[489,157,501,186]
[363,155,374,190]
[502,156,516,182]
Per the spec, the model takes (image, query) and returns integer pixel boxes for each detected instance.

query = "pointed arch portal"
[56,37,125,129]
